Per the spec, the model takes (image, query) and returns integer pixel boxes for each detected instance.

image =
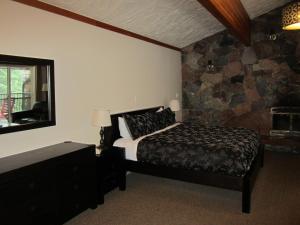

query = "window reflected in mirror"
[0,55,55,134]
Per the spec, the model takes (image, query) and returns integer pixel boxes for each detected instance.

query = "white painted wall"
[0,1,181,157]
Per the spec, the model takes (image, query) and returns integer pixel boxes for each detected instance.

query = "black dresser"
[0,142,97,225]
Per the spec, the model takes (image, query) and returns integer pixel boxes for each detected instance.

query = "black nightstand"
[96,147,126,204]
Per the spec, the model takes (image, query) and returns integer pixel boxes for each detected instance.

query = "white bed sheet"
[113,123,180,161]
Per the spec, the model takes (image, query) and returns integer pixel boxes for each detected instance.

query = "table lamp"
[91,109,111,151]
[169,99,180,112]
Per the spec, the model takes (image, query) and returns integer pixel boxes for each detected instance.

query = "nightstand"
[96,147,126,204]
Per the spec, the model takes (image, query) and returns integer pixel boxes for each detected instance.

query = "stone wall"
[182,6,300,135]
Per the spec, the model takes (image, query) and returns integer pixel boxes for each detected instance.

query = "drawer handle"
[30,205,37,212]
[72,166,79,172]
[28,182,36,190]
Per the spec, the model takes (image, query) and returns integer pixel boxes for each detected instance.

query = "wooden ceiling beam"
[197,0,251,46]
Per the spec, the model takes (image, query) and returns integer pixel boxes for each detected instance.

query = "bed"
[104,107,264,213]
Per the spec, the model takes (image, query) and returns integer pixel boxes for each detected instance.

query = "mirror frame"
[0,54,56,134]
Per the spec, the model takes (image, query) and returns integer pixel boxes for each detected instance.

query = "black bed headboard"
[104,106,162,148]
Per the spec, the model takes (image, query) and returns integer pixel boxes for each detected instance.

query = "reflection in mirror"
[0,54,55,134]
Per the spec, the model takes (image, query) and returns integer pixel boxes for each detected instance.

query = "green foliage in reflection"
[0,67,29,95]
[0,68,7,94]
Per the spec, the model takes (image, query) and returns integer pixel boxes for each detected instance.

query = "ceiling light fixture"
[282,1,300,30]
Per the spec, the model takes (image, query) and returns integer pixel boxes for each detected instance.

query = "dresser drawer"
[58,166,95,215]
[0,191,56,225]
[0,175,54,206]
[56,147,97,223]
[21,193,57,225]
[57,151,96,194]
[58,194,90,223]
[60,179,91,197]
[0,142,97,225]
[57,149,95,178]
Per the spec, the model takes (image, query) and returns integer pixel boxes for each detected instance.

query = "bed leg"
[117,148,126,191]
[242,178,251,213]
[118,169,126,191]
[118,158,126,191]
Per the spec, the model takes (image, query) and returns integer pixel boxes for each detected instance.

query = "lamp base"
[96,145,108,150]
[96,145,107,156]
[98,127,109,155]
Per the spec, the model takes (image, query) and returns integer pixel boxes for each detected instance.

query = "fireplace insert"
[270,107,300,136]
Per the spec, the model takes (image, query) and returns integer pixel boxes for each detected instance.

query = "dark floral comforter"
[136,122,260,177]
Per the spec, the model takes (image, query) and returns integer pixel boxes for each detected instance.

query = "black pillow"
[123,108,175,140]
[123,112,158,140]
[156,108,175,129]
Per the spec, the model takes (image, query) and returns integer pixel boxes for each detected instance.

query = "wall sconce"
[206,60,215,72]
[282,1,300,30]
[267,29,278,41]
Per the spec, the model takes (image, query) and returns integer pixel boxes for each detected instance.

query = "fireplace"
[270,107,300,137]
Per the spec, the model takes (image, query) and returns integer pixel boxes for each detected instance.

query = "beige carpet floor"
[66,151,300,225]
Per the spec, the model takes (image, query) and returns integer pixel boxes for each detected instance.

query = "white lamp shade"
[91,110,112,127]
[169,99,180,112]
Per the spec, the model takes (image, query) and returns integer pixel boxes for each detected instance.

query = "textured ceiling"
[40,0,290,48]
[241,0,289,19]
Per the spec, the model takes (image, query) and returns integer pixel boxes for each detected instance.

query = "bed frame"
[104,107,264,213]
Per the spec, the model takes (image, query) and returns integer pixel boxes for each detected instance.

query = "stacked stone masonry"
[182,6,300,135]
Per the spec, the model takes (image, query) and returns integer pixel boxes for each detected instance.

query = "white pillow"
[118,117,132,139]
[156,107,163,112]
[113,138,133,148]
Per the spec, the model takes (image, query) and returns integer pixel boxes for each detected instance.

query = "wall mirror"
[0,54,55,134]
